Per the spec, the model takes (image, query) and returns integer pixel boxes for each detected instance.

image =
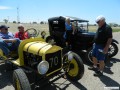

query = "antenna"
[17,7,20,23]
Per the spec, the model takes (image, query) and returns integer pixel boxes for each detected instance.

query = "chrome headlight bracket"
[67,51,73,61]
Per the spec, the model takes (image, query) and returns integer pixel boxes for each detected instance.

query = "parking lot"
[0,32,120,90]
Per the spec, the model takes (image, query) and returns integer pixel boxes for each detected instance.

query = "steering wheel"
[25,28,39,38]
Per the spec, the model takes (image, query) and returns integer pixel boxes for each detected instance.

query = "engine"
[23,51,42,70]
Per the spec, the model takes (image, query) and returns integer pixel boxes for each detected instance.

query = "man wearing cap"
[0,25,20,57]
[15,24,30,40]
[88,15,113,76]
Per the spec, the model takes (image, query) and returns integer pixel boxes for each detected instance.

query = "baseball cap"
[95,15,105,23]
[0,25,9,29]
[18,24,24,28]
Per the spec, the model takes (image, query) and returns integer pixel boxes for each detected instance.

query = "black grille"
[46,50,62,74]
[23,51,42,70]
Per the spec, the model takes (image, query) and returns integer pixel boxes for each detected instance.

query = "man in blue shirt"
[0,25,20,57]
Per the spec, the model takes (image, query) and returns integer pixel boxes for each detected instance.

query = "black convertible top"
[48,16,89,22]
[66,16,89,22]
[48,16,65,22]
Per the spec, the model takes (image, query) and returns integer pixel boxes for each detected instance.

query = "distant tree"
[13,21,17,23]
[3,19,8,24]
[109,23,113,27]
[44,22,48,24]
[94,24,97,26]
[33,22,37,24]
[109,23,118,27]
[40,21,44,24]
[113,24,118,27]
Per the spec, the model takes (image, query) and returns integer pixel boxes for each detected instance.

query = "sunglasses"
[97,20,101,24]
[96,21,100,24]
[18,27,21,29]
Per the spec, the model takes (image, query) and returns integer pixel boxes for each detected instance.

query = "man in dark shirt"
[88,15,113,76]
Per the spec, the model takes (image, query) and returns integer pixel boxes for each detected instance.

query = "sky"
[0,0,120,24]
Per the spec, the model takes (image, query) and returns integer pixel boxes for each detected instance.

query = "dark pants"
[65,30,73,45]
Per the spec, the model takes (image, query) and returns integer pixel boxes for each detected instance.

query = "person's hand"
[66,42,68,47]
[3,39,10,43]
[11,39,17,43]
[103,47,109,54]
[72,31,74,35]
[3,39,17,43]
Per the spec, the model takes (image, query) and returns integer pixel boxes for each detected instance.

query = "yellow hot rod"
[0,28,84,90]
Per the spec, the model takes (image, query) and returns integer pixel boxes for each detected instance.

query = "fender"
[112,39,119,44]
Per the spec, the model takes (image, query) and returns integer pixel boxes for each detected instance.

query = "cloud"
[0,6,12,10]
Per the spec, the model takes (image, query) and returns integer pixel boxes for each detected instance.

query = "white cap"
[95,15,105,23]
[18,24,24,27]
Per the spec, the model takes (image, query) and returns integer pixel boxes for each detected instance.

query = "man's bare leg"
[94,60,104,76]
[92,57,98,67]
[99,60,105,72]
[88,57,98,70]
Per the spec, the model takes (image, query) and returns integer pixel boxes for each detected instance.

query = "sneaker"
[88,66,98,71]
[94,71,103,76]
[6,55,12,60]
[0,60,5,64]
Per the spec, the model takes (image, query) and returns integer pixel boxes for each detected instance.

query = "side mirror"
[41,31,46,39]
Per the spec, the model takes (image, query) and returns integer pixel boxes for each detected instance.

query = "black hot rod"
[46,16,119,64]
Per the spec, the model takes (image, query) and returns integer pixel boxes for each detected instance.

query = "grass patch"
[112,28,120,32]
[89,27,120,33]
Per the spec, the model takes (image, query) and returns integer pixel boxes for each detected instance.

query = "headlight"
[37,61,49,75]
[67,51,73,61]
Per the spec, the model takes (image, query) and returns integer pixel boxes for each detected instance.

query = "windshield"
[71,21,88,32]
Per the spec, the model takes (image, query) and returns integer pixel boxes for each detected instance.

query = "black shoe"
[88,66,98,71]
[0,60,5,64]
[94,71,103,76]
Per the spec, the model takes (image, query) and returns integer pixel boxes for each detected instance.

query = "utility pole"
[7,16,9,23]
[17,7,20,23]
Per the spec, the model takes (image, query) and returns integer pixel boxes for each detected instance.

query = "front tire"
[13,69,31,90]
[64,52,84,81]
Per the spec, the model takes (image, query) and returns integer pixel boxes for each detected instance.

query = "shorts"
[92,43,106,61]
